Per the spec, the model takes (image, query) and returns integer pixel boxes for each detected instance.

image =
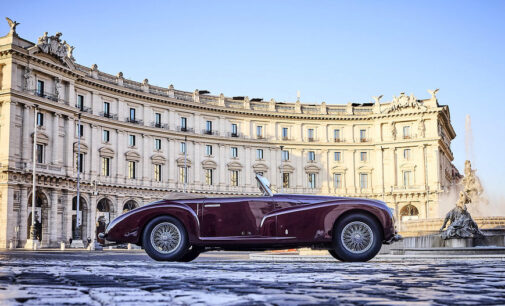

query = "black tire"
[331,213,382,262]
[176,246,203,262]
[328,249,343,261]
[142,215,189,261]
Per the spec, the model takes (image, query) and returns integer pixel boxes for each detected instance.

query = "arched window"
[400,204,419,221]
[123,200,137,213]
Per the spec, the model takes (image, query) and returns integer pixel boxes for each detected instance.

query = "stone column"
[89,195,97,242]
[218,144,226,186]
[193,142,201,185]
[22,104,32,163]
[296,149,304,189]
[66,116,75,174]
[89,124,99,177]
[19,187,28,245]
[49,189,58,246]
[65,193,73,243]
[68,81,76,107]
[168,139,176,184]
[142,134,150,182]
[320,149,329,193]
[269,148,278,189]
[116,131,125,181]
[52,113,62,165]
[244,146,251,187]
[351,150,357,193]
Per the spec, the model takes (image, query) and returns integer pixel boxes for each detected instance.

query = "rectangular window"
[155,113,161,126]
[129,135,136,147]
[360,129,367,142]
[230,170,239,186]
[181,117,187,130]
[360,173,368,189]
[256,149,263,160]
[77,95,84,110]
[282,127,288,139]
[403,126,411,139]
[404,148,411,160]
[154,164,162,182]
[155,138,161,151]
[75,153,84,173]
[360,151,367,162]
[101,157,110,177]
[308,151,315,161]
[231,123,238,136]
[36,144,44,163]
[283,172,290,188]
[282,150,289,161]
[205,169,213,185]
[128,161,136,179]
[179,166,188,183]
[206,120,212,133]
[231,147,238,158]
[334,129,341,141]
[334,173,342,189]
[36,80,44,96]
[256,126,263,138]
[308,128,314,141]
[308,173,316,189]
[334,151,341,162]
[403,171,412,187]
[129,108,136,121]
[205,145,213,156]
[36,112,44,126]
[180,142,186,153]
[102,130,110,143]
[103,102,110,116]
[76,124,84,137]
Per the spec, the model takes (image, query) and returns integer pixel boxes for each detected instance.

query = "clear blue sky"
[4,1,505,199]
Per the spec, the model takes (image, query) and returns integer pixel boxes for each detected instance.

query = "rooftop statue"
[5,17,20,35]
[439,160,484,239]
[35,31,75,62]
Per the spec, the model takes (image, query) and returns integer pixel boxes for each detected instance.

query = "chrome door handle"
[204,204,221,208]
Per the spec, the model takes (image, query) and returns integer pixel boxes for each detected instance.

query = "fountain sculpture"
[439,161,484,240]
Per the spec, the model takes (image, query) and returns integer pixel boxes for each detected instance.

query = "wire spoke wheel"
[340,221,374,254]
[150,222,182,254]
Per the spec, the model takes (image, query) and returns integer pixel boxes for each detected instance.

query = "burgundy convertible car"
[99,175,400,262]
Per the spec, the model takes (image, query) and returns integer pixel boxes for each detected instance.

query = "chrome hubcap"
[341,221,373,254]
[150,222,181,254]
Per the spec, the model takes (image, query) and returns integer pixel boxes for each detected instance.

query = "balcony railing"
[99,112,118,120]
[202,129,219,136]
[360,138,369,143]
[308,138,317,142]
[282,136,290,141]
[75,104,92,113]
[334,138,342,143]
[126,118,143,125]
[151,122,169,129]
[228,132,242,138]
[34,90,58,102]
[403,135,411,139]
[177,126,194,133]
[257,135,265,139]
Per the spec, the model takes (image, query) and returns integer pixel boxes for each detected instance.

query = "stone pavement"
[0,250,505,305]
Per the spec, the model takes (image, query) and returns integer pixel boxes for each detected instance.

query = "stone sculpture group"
[439,160,484,239]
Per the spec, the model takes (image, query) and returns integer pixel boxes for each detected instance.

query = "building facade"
[0,23,459,248]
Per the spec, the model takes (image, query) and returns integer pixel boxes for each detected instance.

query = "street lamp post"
[25,105,40,250]
[280,145,284,193]
[71,113,84,248]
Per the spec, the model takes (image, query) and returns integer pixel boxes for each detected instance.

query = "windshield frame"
[256,174,274,197]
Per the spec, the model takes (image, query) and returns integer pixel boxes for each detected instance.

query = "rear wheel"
[331,213,382,262]
[142,216,189,261]
[328,249,342,261]
[177,246,203,262]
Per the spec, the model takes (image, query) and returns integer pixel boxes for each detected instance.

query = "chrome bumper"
[384,234,403,244]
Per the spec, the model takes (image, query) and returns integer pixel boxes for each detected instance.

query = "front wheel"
[177,246,203,262]
[142,216,189,261]
[331,213,382,262]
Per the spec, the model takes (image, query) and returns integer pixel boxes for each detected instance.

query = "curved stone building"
[0,23,460,248]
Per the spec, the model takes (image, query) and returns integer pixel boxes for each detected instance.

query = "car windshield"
[256,174,273,197]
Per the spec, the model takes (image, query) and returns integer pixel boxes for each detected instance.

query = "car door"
[200,197,276,238]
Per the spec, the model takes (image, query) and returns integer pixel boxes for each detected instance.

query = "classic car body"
[100,175,400,262]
